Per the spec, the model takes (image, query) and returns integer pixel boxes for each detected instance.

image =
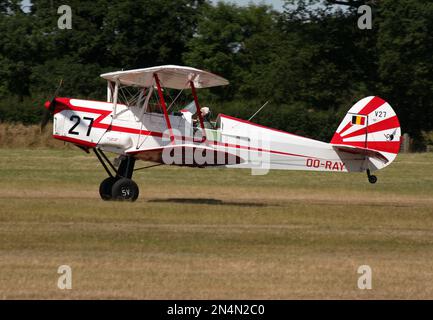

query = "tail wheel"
[368,175,378,184]
[99,177,118,200]
[112,178,139,202]
[366,169,377,184]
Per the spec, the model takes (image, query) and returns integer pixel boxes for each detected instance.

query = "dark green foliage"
[376,0,433,147]
[0,96,43,124]
[0,0,431,146]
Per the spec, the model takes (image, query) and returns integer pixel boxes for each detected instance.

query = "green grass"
[0,149,432,299]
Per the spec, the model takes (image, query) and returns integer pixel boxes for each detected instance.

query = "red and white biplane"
[42,65,401,201]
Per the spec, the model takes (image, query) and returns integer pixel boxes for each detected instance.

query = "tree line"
[0,0,432,148]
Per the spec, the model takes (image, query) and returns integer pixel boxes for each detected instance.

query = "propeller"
[41,79,63,131]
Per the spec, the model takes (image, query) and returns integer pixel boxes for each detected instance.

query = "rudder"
[331,96,401,169]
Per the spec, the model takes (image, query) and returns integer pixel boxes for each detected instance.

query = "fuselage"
[50,97,371,173]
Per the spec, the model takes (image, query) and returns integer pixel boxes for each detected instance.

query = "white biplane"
[42,65,401,201]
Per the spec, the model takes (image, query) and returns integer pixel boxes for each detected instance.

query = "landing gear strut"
[94,149,139,201]
[366,169,377,184]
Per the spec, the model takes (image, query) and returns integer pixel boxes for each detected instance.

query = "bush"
[0,96,44,124]
[0,122,72,148]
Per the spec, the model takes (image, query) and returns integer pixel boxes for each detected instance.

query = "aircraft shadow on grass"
[148,198,417,209]
[148,198,266,207]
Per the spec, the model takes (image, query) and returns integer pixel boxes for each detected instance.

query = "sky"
[212,0,286,11]
[21,0,31,10]
[21,0,286,12]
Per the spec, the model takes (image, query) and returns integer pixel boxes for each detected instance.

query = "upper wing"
[101,65,229,89]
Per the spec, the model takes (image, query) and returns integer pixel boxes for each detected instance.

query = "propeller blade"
[41,100,55,130]
[40,79,63,131]
[52,79,63,98]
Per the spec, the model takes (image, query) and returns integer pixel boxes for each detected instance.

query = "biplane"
[42,65,401,201]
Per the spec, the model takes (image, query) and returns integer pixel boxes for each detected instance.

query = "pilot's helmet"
[200,107,210,117]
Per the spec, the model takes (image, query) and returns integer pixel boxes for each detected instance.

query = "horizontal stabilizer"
[332,144,389,163]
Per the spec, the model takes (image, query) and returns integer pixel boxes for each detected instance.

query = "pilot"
[193,106,214,129]
[200,107,214,129]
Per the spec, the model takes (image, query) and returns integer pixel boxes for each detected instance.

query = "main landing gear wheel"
[366,169,377,184]
[99,177,118,200]
[112,178,139,201]
[94,149,139,201]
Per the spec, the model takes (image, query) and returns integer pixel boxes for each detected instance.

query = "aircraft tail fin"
[330,96,401,169]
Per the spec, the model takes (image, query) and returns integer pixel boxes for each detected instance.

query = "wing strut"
[93,148,118,178]
[190,80,206,142]
[154,73,175,144]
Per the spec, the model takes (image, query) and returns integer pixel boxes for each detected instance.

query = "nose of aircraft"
[41,98,57,130]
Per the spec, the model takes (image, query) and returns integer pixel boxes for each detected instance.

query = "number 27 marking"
[68,115,94,136]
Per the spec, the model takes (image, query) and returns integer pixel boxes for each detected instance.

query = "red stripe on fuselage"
[219,114,304,138]
[211,140,312,158]
[128,137,322,160]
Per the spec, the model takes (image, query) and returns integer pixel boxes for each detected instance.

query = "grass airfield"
[0,148,432,299]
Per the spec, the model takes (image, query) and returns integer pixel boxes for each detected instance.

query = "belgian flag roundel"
[351,115,366,125]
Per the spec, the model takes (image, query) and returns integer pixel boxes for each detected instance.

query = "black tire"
[111,178,139,201]
[368,175,377,184]
[99,177,117,200]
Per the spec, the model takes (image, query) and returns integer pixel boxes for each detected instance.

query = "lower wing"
[127,143,244,166]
